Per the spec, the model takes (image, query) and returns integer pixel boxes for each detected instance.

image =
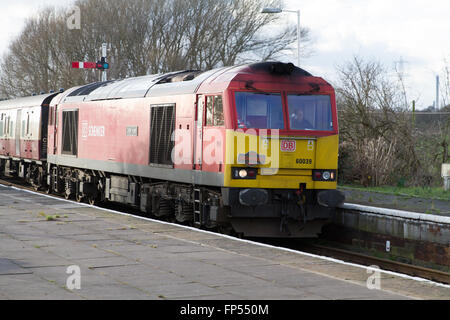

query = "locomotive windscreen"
[235,92,284,129]
[287,95,333,131]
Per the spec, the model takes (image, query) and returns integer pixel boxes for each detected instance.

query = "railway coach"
[0,62,344,238]
[0,93,57,186]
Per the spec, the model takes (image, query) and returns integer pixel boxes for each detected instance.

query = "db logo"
[280,140,296,152]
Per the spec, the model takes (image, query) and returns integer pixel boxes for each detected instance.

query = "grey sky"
[0,0,448,109]
[281,0,450,109]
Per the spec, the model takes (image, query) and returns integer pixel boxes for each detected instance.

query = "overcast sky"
[283,0,450,110]
[0,0,449,109]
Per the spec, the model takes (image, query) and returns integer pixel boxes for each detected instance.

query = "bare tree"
[442,57,450,107]
[0,0,311,98]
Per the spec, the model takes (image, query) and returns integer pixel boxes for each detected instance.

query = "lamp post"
[262,7,301,67]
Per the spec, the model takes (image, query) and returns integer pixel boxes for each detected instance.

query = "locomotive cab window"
[235,92,284,129]
[206,95,224,127]
[288,95,333,131]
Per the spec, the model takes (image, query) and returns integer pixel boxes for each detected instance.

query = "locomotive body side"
[47,94,226,186]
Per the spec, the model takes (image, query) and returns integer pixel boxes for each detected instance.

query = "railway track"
[296,243,450,285]
[1,178,449,286]
[254,237,450,285]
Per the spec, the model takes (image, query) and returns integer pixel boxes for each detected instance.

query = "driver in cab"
[290,106,313,130]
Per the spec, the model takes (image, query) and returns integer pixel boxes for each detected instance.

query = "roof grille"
[68,81,113,96]
[249,62,312,77]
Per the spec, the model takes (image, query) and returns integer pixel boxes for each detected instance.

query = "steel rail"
[298,243,450,285]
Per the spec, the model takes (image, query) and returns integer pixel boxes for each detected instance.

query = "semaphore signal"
[71,61,98,69]
[71,43,109,81]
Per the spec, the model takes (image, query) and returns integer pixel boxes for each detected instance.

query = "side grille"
[150,104,175,165]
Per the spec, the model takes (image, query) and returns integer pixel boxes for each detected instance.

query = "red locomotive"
[0,62,344,238]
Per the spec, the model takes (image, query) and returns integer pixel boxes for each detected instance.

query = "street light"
[262,7,301,67]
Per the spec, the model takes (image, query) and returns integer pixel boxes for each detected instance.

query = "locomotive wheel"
[217,225,234,236]
[76,193,83,203]
[88,196,96,206]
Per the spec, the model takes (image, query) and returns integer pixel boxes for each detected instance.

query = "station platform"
[340,187,450,216]
[0,184,449,300]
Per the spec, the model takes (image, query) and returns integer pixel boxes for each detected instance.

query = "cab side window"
[205,95,224,127]
[206,96,214,126]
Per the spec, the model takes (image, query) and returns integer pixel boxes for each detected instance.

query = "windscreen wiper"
[245,80,273,95]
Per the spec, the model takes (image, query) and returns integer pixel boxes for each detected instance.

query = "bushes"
[336,56,422,187]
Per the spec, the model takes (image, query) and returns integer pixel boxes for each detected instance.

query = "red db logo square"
[280,140,296,152]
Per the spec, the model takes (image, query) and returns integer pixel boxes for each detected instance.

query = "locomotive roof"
[61,62,315,103]
[0,92,59,110]
[61,68,227,103]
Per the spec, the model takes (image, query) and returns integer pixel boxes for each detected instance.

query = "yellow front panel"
[223,129,338,190]
[315,134,339,169]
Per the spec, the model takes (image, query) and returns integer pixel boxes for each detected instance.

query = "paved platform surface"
[0,184,449,300]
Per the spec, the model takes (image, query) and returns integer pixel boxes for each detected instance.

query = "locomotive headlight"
[232,168,258,180]
[312,170,337,182]
[239,169,248,178]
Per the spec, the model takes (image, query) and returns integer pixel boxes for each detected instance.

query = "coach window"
[9,119,13,138]
[21,118,26,137]
[26,114,30,136]
[205,95,224,127]
[3,116,6,137]
[6,116,10,137]
[0,114,3,138]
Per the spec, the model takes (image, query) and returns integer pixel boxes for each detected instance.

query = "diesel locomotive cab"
[221,63,344,238]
